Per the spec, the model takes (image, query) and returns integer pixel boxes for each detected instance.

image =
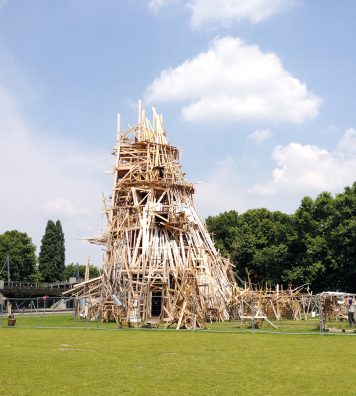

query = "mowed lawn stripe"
[1,328,356,395]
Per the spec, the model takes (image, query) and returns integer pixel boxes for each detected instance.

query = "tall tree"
[231,209,294,285]
[38,220,66,282]
[56,220,65,274]
[327,183,356,291]
[285,193,336,290]
[206,210,239,256]
[0,230,36,281]
[207,208,294,285]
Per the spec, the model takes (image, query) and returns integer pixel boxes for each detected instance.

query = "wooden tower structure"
[67,104,237,329]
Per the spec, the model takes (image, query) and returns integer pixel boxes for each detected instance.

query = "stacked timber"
[64,104,318,328]
[65,103,237,329]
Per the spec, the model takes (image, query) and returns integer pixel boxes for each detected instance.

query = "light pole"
[6,255,10,283]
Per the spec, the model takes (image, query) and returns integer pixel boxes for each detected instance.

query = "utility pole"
[85,257,90,282]
[6,255,10,283]
[76,262,80,281]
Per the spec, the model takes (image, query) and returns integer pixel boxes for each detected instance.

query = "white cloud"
[195,129,356,217]
[148,0,177,11]
[43,197,90,218]
[194,154,290,216]
[195,157,251,216]
[337,128,356,154]
[146,36,321,124]
[148,0,296,28]
[252,132,356,195]
[247,129,271,143]
[0,85,110,265]
[188,0,295,29]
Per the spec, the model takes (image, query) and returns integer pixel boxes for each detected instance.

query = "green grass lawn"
[2,312,352,333]
[1,313,118,329]
[1,320,356,395]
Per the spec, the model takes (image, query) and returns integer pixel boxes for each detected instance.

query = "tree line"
[206,182,356,293]
[1,183,355,291]
[0,220,100,282]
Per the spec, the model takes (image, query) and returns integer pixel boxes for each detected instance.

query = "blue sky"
[0,0,355,266]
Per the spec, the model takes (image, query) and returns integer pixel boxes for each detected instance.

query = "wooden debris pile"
[65,103,237,329]
[232,284,315,323]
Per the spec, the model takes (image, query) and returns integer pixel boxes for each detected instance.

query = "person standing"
[347,297,356,327]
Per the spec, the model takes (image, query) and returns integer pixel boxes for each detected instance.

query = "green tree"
[0,230,36,281]
[327,183,356,291]
[281,187,356,292]
[38,220,66,282]
[285,193,336,290]
[56,220,65,274]
[206,210,239,256]
[207,209,294,286]
[231,209,294,285]
[63,263,101,280]
[205,182,356,292]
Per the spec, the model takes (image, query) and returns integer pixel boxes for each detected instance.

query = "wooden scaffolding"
[66,103,237,329]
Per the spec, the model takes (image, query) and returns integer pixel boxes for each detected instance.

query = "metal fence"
[1,294,355,335]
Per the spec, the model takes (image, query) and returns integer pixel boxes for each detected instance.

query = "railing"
[0,280,75,291]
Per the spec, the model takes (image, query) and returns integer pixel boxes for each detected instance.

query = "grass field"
[1,316,356,395]
[1,312,353,332]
